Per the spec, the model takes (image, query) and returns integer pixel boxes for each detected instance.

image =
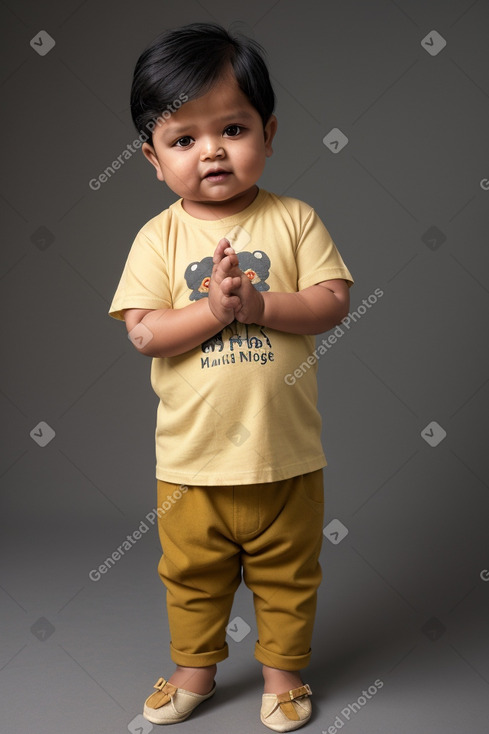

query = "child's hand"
[207,238,241,325]
[213,241,265,325]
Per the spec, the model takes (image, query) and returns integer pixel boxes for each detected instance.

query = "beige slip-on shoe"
[143,676,216,724]
[260,683,312,732]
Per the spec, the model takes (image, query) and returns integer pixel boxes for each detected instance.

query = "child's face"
[142,68,277,218]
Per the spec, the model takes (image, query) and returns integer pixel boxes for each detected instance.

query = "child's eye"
[223,125,242,137]
[174,136,193,147]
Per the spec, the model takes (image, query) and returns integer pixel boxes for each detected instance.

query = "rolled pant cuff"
[170,641,229,667]
[254,641,312,671]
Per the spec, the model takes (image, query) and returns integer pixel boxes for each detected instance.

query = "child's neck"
[181,185,259,220]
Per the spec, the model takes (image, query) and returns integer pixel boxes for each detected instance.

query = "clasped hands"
[208,238,265,326]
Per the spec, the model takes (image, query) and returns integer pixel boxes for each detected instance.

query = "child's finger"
[221,293,241,310]
[220,275,242,295]
[215,254,239,277]
[212,238,230,264]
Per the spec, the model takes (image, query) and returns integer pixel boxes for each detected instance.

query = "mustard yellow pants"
[156,469,324,671]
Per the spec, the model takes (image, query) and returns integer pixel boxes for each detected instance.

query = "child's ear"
[264,114,278,158]
[142,143,164,181]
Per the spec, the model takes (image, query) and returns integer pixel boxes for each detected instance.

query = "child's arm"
[123,301,226,358]
[124,239,238,358]
[215,241,350,335]
[263,280,349,334]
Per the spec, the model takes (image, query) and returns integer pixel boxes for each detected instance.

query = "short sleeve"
[108,228,172,321]
[295,207,354,290]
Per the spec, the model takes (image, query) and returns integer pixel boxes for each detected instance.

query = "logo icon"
[226,616,251,642]
[421,31,446,57]
[30,30,56,56]
[421,421,446,447]
[31,617,55,641]
[30,226,55,251]
[323,128,349,154]
[224,225,251,253]
[421,616,446,640]
[30,421,56,447]
[323,519,349,545]
[421,226,446,251]
[128,323,154,349]
[226,422,251,447]
[128,714,153,733]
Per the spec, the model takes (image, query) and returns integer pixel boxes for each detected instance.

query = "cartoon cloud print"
[184,250,271,301]
[184,256,214,301]
[237,250,270,291]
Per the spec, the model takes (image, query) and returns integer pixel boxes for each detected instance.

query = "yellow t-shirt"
[109,188,354,485]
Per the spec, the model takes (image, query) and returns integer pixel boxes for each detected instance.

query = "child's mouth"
[204,170,231,182]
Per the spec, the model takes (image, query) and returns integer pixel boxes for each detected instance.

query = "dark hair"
[130,22,275,141]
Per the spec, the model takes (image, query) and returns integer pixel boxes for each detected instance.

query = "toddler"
[109,22,354,732]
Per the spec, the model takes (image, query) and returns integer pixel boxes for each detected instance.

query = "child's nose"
[200,137,225,160]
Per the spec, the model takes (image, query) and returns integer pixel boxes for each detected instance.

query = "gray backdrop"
[1,1,488,732]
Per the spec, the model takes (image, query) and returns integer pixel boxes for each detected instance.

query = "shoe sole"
[260,712,312,732]
[143,686,216,725]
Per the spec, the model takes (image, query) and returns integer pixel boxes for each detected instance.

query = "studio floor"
[1,522,488,734]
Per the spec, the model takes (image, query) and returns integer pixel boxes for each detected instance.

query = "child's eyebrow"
[161,110,256,137]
